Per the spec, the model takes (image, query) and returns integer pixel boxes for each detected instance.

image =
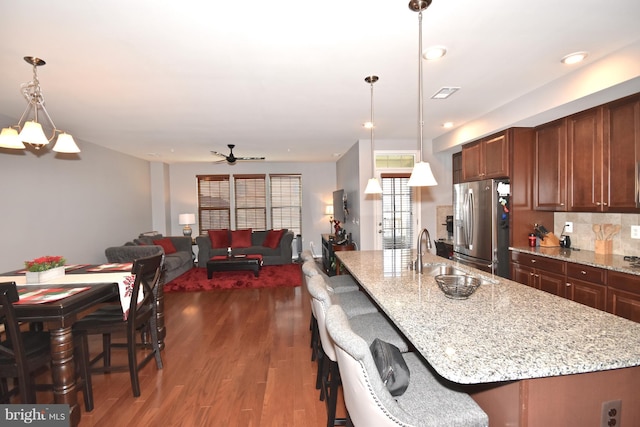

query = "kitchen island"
[336,249,640,427]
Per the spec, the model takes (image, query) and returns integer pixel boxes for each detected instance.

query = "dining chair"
[73,253,164,398]
[0,281,52,404]
[325,304,489,427]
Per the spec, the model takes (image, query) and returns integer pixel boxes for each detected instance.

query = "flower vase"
[25,266,66,284]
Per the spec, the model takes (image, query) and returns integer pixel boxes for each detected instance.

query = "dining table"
[0,264,167,427]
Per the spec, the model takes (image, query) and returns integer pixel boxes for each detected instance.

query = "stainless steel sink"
[421,263,467,277]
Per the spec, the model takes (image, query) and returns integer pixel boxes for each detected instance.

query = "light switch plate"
[632,225,640,239]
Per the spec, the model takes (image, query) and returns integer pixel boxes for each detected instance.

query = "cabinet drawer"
[566,262,606,285]
[511,251,566,274]
[607,270,640,294]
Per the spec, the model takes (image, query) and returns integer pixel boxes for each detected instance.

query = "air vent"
[431,87,460,99]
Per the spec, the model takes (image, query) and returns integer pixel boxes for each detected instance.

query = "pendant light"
[364,75,383,195]
[407,0,438,187]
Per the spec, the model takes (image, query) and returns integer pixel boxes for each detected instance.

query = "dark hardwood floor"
[74,284,345,426]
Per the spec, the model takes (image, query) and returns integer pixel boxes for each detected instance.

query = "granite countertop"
[336,249,640,385]
[510,246,640,276]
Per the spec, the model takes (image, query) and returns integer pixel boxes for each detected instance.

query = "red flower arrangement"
[24,255,66,272]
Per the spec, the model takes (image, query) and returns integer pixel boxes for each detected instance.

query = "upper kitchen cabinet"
[533,118,567,211]
[566,107,603,211]
[567,93,640,212]
[461,132,510,181]
[602,93,640,212]
[452,151,462,184]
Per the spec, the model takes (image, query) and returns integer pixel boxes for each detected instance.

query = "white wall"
[0,141,152,273]
[336,138,453,251]
[165,161,337,258]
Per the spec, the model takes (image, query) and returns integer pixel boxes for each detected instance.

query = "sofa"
[105,234,193,283]
[196,229,294,267]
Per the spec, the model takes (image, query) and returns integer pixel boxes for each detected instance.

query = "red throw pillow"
[208,229,230,248]
[231,229,252,248]
[263,229,285,249]
[153,238,177,254]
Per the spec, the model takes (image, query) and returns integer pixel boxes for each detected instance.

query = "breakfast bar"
[336,249,640,426]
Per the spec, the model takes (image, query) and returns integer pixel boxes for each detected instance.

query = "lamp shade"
[0,128,26,149]
[53,133,81,153]
[19,121,49,147]
[324,205,334,216]
[364,177,383,194]
[178,213,196,225]
[407,162,438,187]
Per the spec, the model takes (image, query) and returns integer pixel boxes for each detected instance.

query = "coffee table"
[207,254,263,279]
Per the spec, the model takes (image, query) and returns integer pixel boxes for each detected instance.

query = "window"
[270,174,302,235]
[234,174,266,230]
[197,174,301,234]
[197,175,230,234]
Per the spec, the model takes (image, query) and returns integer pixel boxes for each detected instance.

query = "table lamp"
[178,213,196,237]
[325,205,334,234]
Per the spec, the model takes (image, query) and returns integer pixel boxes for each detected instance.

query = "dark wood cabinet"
[607,270,640,323]
[461,132,509,181]
[533,119,567,211]
[566,262,607,310]
[534,92,640,213]
[452,151,462,184]
[510,251,566,298]
[602,93,640,212]
[567,108,604,211]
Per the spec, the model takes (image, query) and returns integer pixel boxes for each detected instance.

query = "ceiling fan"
[211,144,266,164]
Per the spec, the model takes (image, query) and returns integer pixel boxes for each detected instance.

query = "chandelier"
[0,56,80,153]
[407,1,437,187]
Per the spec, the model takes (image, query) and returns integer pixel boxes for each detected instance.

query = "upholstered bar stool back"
[326,305,489,427]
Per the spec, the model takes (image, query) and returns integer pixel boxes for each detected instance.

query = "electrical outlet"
[564,221,573,233]
[631,226,640,239]
[601,399,621,427]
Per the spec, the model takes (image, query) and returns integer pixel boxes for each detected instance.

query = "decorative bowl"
[434,274,481,300]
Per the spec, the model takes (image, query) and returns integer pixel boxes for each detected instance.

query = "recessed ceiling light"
[423,46,447,61]
[442,122,454,129]
[431,87,460,100]
[561,51,589,65]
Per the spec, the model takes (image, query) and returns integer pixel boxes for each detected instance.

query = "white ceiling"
[1,0,639,163]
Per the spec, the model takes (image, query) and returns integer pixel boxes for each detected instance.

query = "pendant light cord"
[417,10,424,163]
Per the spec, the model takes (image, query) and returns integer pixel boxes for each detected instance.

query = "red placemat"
[16,287,91,304]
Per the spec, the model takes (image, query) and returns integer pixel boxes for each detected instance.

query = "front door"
[376,173,417,250]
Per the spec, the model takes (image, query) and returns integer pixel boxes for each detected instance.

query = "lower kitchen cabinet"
[607,270,640,323]
[510,252,566,298]
[566,262,607,310]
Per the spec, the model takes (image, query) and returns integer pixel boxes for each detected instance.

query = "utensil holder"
[594,240,612,255]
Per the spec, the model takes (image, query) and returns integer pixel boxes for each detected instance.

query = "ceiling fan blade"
[236,156,266,161]
[210,150,226,158]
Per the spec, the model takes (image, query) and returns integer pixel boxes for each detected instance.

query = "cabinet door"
[483,133,510,178]
[607,270,640,322]
[566,278,607,310]
[603,93,640,212]
[567,108,603,211]
[452,152,463,184]
[537,270,567,298]
[534,119,567,210]
[461,140,483,181]
[511,263,535,287]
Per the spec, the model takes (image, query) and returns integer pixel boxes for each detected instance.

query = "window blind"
[197,175,231,234]
[270,174,302,235]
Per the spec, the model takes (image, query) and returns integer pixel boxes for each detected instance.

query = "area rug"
[164,263,302,292]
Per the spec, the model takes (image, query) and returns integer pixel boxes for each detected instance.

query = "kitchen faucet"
[414,228,432,273]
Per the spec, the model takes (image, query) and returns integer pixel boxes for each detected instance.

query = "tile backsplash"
[554,212,640,256]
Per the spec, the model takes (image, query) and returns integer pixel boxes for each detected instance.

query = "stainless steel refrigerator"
[453,178,510,278]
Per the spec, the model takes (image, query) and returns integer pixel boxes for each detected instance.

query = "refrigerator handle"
[462,192,469,247]
[468,191,474,248]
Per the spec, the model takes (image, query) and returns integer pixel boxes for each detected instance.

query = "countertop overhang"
[336,249,640,385]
